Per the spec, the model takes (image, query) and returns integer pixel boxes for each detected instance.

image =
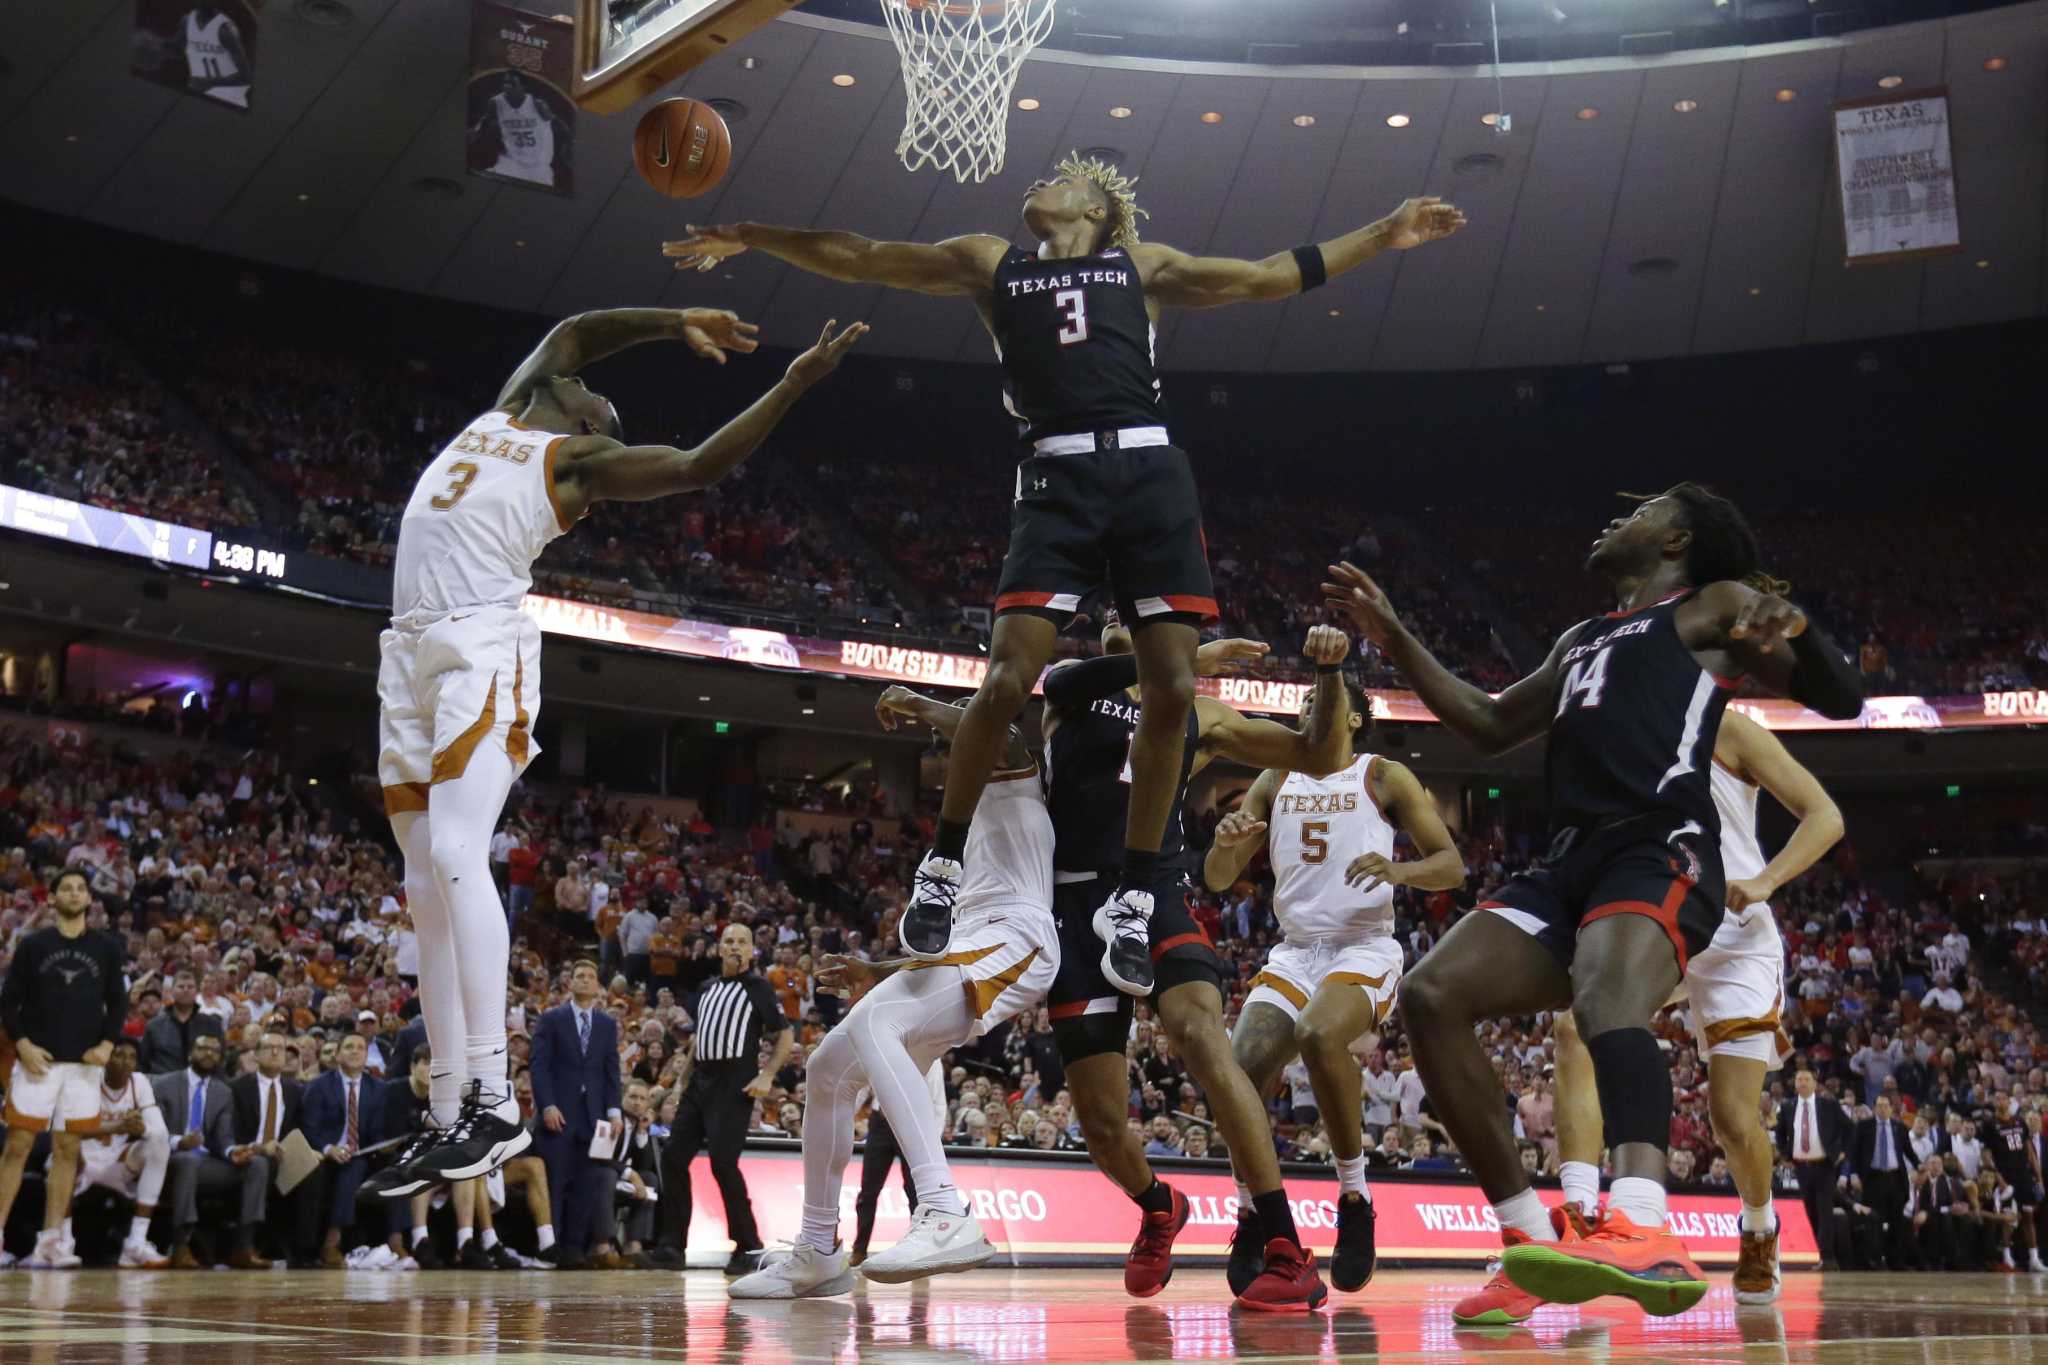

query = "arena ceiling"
[4,1,2043,373]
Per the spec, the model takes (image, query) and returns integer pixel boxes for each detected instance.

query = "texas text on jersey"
[989,246,1163,445]
[1045,692,1198,877]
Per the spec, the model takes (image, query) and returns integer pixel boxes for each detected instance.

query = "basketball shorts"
[1047,871,1225,1064]
[378,604,542,817]
[903,899,1059,1039]
[1480,816,1725,973]
[79,1136,147,1196]
[1245,935,1403,1047]
[994,443,1217,628]
[1666,907,1791,1067]
[4,1061,103,1134]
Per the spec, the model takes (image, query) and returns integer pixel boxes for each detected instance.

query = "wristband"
[1316,663,1342,675]
[1291,244,1328,291]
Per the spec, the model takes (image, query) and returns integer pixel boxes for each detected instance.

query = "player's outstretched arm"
[1195,626,1354,776]
[1348,760,1465,894]
[1136,197,1467,310]
[1322,561,1559,757]
[550,319,866,519]
[663,225,1007,299]
[496,307,760,409]
[1680,581,1864,721]
[1202,768,1281,893]
[876,684,1030,769]
[1716,711,1845,912]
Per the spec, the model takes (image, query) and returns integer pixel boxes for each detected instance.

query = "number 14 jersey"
[1546,589,1737,838]
[990,245,1164,444]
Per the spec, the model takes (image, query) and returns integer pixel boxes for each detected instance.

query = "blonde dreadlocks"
[1056,152,1148,252]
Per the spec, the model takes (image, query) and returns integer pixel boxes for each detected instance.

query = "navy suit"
[531,1002,622,1256]
[295,1068,395,1251]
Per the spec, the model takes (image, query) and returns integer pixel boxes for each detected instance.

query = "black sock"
[1119,847,1159,892]
[1253,1189,1299,1248]
[1133,1179,1174,1217]
[933,820,971,863]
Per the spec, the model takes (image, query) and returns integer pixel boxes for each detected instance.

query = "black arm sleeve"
[1041,655,1140,710]
[1787,623,1865,721]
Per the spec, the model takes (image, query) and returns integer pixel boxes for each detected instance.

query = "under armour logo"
[1030,477,1048,493]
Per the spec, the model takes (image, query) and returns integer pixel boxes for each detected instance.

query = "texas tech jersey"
[989,245,1164,444]
[1546,590,1734,837]
[1044,689,1198,877]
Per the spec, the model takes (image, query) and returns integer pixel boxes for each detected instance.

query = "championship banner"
[1833,90,1960,266]
[468,2,577,196]
[675,1147,1819,1269]
[132,1,259,112]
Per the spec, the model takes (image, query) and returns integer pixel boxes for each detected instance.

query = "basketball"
[632,98,732,199]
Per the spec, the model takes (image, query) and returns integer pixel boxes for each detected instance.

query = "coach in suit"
[153,1032,269,1268]
[1777,1067,1851,1270]
[1914,1155,1973,1268]
[1851,1094,1915,1268]
[296,1032,393,1265]
[531,959,623,1264]
[229,1029,304,1255]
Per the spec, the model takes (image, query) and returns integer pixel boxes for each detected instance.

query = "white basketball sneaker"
[859,1206,997,1284]
[119,1238,172,1269]
[730,1242,856,1299]
[25,1232,81,1269]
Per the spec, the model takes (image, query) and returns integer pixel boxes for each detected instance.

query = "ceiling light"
[513,239,526,248]
[1109,106,1132,119]
[64,133,79,143]
[1016,97,1039,110]
[1535,304,1546,312]
[1575,107,1598,120]
[1877,75,1903,89]
[1747,286,1761,296]
[1672,99,1698,113]
[697,695,711,702]
[1775,88,1797,102]
[1385,113,1410,128]
[1975,259,1990,269]
[296,192,310,202]
[1292,114,1316,128]
[1480,112,1501,127]
[831,73,856,87]
[1327,308,1341,317]
[1983,56,2007,71]
[801,707,816,716]
[1201,111,1223,124]
[740,56,760,70]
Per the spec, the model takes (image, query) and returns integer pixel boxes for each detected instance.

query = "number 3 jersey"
[1547,589,1736,838]
[990,245,1165,444]
[392,410,577,624]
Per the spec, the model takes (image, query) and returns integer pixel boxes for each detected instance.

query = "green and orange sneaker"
[1451,1229,1548,1327]
[1501,1207,1708,1318]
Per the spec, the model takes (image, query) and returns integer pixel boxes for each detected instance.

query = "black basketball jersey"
[1545,590,1733,838]
[1045,689,1199,876]
[989,245,1165,444]
[1990,1116,2032,1175]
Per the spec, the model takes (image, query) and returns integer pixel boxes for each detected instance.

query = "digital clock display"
[212,540,288,579]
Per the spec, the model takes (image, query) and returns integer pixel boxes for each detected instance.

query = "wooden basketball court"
[3,1267,2045,1363]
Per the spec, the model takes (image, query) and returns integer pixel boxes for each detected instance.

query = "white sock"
[1560,1160,1601,1216]
[61,1217,74,1243]
[456,1226,474,1249]
[799,1201,842,1254]
[1609,1176,1668,1230]
[535,1224,556,1250]
[1493,1187,1556,1243]
[1741,1199,1774,1234]
[1335,1155,1368,1199]
[412,1226,428,1247]
[1235,1179,1254,1218]
[480,1228,500,1250]
[129,1215,152,1244]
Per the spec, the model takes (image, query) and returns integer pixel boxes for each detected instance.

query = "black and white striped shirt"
[684,970,787,1064]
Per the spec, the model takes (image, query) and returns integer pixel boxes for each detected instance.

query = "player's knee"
[426,826,478,887]
[1569,996,1645,1041]
[809,1028,854,1088]
[50,1132,81,1157]
[3,1127,34,1158]
[1294,1014,1349,1064]
[1397,963,1461,1032]
[1135,668,1195,720]
[977,659,1035,717]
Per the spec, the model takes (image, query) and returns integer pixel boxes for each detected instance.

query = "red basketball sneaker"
[1233,1238,1329,1313]
[1452,1229,1548,1327]
[1124,1184,1191,1298]
[1501,1206,1708,1317]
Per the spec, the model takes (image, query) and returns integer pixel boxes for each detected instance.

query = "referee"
[658,923,791,1273]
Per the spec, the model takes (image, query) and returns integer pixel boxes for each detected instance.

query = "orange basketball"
[632,98,732,199]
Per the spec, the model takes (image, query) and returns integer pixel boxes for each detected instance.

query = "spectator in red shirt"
[506,830,541,939]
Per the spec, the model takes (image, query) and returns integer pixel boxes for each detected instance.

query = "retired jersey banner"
[676,1146,1818,1269]
[1833,90,1960,265]
[132,1,259,112]
[468,2,576,195]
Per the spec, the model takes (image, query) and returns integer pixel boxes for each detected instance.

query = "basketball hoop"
[881,0,1055,183]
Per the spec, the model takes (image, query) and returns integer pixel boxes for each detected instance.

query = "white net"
[881,0,1057,184]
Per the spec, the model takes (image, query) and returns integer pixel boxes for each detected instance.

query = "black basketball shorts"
[1476,815,1726,972]
[1046,871,1228,1065]
[993,443,1217,628]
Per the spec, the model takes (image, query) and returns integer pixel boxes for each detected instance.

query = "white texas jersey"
[492,95,555,182]
[1703,759,1782,957]
[958,765,1054,913]
[392,411,575,623]
[89,1072,166,1153]
[1268,753,1396,941]
[185,11,240,83]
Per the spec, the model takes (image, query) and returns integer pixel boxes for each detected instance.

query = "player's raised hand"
[1384,196,1467,250]
[678,308,759,365]
[1195,637,1271,677]
[1321,562,1402,647]
[1211,809,1268,850]
[815,952,877,1000]
[1303,623,1351,667]
[1729,591,1807,654]
[663,224,747,271]
[785,319,870,388]
[874,685,920,731]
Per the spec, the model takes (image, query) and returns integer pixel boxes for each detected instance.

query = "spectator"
[530,960,624,1268]
[139,971,227,1075]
